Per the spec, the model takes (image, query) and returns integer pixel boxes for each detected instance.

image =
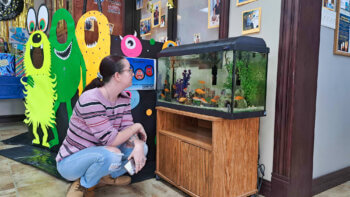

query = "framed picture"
[242,8,261,35]
[160,15,166,27]
[208,0,220,29]
[152,1,161,28]
[334,0,350,56]
[136,0,143,10]
[140,18,151,36]
[237,0,257,6]
[323,0,337,11]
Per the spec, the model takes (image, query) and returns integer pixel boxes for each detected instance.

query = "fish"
[213,95,220,100]
[164,88,170,92]
[164,80,168,85]
[195,88,205,94]
[235,96,244,100]
[193,96,201,101]
[173,85,177,89]
[199,80,206,84]
[200,98,208,103]
[179,97,186,102]
[160,93,165,98]
[211,99,217,103]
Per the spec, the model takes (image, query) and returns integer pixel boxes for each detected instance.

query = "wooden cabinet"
[156,107,259,197]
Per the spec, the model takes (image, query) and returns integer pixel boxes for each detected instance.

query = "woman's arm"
[109,123,147,147]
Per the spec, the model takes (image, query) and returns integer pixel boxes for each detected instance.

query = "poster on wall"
[237,0,257,7]
[323,0,337,11]
[242,8,261,35]
[136,0,143,10]
[334,0,350,56]
[208,0,220,28]
[140,17,151,36]
[125,57,156,90]
[152,1,161,27]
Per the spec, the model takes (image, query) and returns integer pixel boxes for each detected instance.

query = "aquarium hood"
[158,36,270,57]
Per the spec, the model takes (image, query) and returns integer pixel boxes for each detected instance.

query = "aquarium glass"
[157,50,234,113]
[233,51,267,113]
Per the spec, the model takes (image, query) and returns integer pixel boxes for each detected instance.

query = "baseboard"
[259,179,271,197]
[312,166,350,195]
[0,115,25,123]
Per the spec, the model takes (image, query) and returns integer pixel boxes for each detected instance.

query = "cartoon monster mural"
[49,9,86,122]
[120,32,143,57]
[22,5,57,148]
[76,11,110,89]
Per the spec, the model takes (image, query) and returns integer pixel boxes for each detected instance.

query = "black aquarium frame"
[156,36,270,120]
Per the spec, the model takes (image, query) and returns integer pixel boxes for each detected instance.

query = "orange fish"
[164,80,168,85]
[199,80,206,84]
[193,96,200,100]
[213,95,220,100]
[160,93,165,98]
[179,97,186,102]
[173,85,177,89]
[235,96,244,100]
[195,88,205,94]
[200,98,208,103]
[164,88,170,92]
[211,99,217,103]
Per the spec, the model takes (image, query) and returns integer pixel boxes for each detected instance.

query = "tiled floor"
[0,122,348,197]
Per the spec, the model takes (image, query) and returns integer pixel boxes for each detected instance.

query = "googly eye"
[125,37,136,50]
[26,8,36,34]
[37,5,49,32]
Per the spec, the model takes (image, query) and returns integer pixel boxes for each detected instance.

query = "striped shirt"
[56,88,133,162]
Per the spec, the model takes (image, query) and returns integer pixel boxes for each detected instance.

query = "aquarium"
[156,36,269,119]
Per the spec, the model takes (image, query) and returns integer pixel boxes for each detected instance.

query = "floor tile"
[17,180,69,197]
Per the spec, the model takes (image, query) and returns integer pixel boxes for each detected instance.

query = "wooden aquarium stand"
[155,106,259,197]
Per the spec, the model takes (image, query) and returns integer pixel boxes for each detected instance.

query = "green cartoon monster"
[22,5,57,148]
[49,9,87,146]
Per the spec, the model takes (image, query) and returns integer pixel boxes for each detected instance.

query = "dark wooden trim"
[271,0,322,196]
[312,166,350,195]
[167,0,177,41]
[0,115,25,123]
[259,179,271,197]
[123,0,139,36]
[219,0,230,39]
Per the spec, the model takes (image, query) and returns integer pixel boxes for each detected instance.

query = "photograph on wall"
[140,18,151,36]
[237,0,257,7]
[194,33,200,43]
[152,1,161,27]
[334,0,350,56]
[136,0,143,10]
[323,0,337,11]
[160,15,166,27]
[341,0,350,11]
[242,8,261,35]
[208,0,220,28]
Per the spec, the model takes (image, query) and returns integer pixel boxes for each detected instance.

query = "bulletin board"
[334,0,350,56]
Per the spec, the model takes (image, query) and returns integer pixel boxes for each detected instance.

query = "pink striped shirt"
[56,88,133,162]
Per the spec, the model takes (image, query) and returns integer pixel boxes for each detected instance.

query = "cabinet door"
[180,142,212,197]
[158,133,180,184]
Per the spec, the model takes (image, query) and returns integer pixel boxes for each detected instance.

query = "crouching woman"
[56,55,148,197]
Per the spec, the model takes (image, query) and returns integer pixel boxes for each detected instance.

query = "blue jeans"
[57,143,148,188]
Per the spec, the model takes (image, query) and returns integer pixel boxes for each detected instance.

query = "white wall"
[313,26,350,178]
[229,0,282,181]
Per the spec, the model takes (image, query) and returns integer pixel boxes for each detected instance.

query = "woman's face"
[119,59,134,88]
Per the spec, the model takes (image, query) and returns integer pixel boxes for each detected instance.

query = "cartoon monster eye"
[26,8,36,34]
[37,5,49,32]
[125,37,136,50]
[162,40,177,50]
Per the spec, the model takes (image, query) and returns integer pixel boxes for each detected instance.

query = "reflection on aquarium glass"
[157,37,269,119]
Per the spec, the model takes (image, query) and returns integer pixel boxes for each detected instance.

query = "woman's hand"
[135,123,147,142]
[128,140,146,173]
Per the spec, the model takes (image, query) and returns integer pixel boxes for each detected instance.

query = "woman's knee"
[105,146,121,154]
